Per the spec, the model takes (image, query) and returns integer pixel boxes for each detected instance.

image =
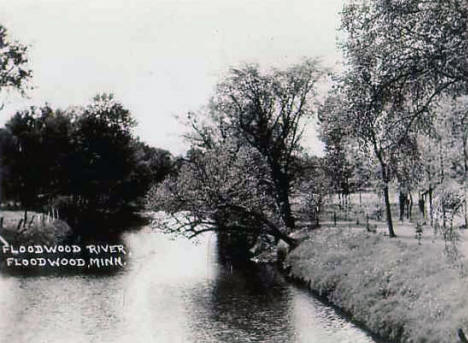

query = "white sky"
[0,0,344,156]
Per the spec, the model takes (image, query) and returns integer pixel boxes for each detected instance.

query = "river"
[0,227,378,343]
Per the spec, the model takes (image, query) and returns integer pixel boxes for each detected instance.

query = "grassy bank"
[286,227,468,343]
[0,210,72,245]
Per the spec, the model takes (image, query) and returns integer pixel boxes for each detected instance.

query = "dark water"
[0,227,377,343]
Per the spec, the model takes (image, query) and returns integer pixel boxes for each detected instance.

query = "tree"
[430,96,468,229]
[208,59,324,232]
[0,24,32,102]
[341,0,467,98]
[147,139,297,248]
[127,141,173,207]
[447,96,468,229]
[71,93,137,211]
[335,0,467,237]
[295,154,331,227]
[146,61,324,252]
[0,24,32,204]
[2,107,49,209]
[318,93,355,209]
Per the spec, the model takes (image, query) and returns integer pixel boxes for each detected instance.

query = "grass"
[0,210,72,245]
[288,190,468,342]
[286,226,468,343]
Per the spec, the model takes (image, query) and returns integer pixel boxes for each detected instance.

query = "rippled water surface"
[0,228,377,343]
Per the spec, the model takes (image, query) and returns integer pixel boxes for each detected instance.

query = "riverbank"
[285,226,468,343]
[0,210,72,246]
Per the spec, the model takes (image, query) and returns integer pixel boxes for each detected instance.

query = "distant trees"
[424,96,468,229]
[446,97,468,228]
[1,106,74,208]
[147,60,324,251]
[318,94,355,208]
[295,154,330,227]
[1,94,173,232]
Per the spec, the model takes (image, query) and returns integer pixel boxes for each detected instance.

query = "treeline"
[318,0,467,237]
[147,0,467,261]
[1,0,467,251]
[0,94,173,232]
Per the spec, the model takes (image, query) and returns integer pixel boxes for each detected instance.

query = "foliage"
[1,95,173,233]
[318,94,354,197]
[0,24,32,101]
[147,139,295,247]
[295,155,330,226]
[323,0,468,236]
[71,94,137,210]
[147,61,325,252]
[208,59,324,231]
[1,106,74,207]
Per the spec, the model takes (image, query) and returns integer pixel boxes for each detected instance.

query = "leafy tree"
[0,24,32,102]
[127,140,173,207]
[0,24,32,204]
[318,93,355,208]
[429,96,468,228]
[1,94,173,233]
[341,0,466,98]
[2,107,47,208]
[147,60,324,253]
[147,138,297,248]
[2,106,75,208]
[71,93,137,212]
[446,96,468,228]
[295,154,331,227]
[335,0,467,237]
[207,59,324,231]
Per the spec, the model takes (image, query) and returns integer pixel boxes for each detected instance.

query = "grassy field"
[287,190,468,343]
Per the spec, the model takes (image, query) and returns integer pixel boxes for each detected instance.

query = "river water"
[0,227,377,343]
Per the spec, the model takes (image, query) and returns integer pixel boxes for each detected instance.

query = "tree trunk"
[399,190,406,221]
[418,192,425,219]
[279,191,295,231]
[23,209,28,228]
[376,152,396,237]
[407,192,413,221]
[464,179,468,229]
[463,133,468,228]
[272,166,295,232]
[429,187,434,227]
[383,184,396,237]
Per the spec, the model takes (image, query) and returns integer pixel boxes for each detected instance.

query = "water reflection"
[0,228,377,343]
[185,265,296,342]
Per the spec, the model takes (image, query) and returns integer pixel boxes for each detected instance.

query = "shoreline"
[283,270,391,343]
[0,210,72,246]
[284,227,468,343]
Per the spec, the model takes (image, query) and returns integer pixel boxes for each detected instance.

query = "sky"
[0,0,344,156]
